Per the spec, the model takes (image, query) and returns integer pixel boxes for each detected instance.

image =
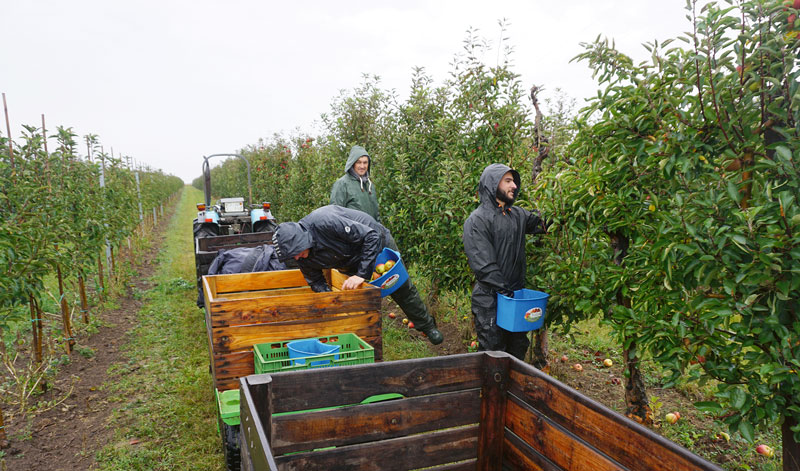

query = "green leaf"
[738,420,755,443]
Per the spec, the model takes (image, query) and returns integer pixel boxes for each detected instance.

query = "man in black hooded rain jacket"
[272,205,443,345]
[462,163,548,360]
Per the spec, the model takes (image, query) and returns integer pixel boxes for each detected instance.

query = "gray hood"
[272,222,313,261]
[345,145,373,194]
[479,163,520,208]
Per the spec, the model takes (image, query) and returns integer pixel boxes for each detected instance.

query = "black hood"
[272,222,313,261]
[479,163,520,207]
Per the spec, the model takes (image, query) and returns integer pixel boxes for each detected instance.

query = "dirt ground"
[1,232,163,471]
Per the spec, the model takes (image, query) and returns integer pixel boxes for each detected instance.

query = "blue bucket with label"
[496,289,549,332]
[287,339,341,366]
[368,248,409,297]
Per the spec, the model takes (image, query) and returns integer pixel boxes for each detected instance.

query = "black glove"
[497,288,514,299]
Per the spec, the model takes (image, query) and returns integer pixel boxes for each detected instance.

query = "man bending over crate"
[272,205,444,345]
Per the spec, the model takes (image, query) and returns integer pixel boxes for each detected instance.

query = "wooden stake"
[41,114,51,189]
[2,92,13,170]
[29,295,43,364]
[78,274,89,323]
[110,246,116,279]
[97,253,105,298]
[0,402,6,441]
[55,245,74,353]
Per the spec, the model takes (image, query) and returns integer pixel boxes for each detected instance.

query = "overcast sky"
[2,1,696,183]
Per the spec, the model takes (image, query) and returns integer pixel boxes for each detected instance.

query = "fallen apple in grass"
[573,364,583,372]
[560,355,568,363]
[717,431,730,442]
[470,341,477,348]
[407,321,415,329]
[388,312,396,319]
[603,358,613,367]
[756,444,774,458]
[402,318,408,325]
[665,413,679,424]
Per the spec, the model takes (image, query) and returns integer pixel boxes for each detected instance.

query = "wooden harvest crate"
[239,352,723,471]
[203,268,382,391]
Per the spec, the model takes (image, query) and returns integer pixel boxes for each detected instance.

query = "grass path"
[97,186,225,470]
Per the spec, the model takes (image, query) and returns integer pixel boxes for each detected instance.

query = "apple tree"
[536,0,800,466]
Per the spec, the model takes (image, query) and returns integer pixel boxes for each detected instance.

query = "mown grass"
[96,186,224,471]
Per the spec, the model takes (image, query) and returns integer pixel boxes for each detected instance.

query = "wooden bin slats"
[504,395,625,471]
[274,425,479,471]
[241,352,723,471]
[206,270,309,296]
[203,267,382,392]
[272,389,481,454]
[207,289,380,327]
[502,429,553,471]
[506,362,722,471]
[211,312,380,352]
[265,353,484,413]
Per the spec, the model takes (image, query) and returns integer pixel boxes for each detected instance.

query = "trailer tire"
[193,222,219,239]
[222,421,241,471]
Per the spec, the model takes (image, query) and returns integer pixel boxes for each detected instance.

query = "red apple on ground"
[665,413,679,424]
[407,321,415,329]
[756,444,774,458]
[560,355,568,363]
[470,341,477,348]
[573,364,583,372]
[388,312,396,319]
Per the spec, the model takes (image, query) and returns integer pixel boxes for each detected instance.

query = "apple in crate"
[384,260,395,270]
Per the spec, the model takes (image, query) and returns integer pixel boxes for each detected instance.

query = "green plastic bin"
[254,333,374,374]
[216,388,241,426]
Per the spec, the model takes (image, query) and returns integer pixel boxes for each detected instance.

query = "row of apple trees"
[193,2,796,464]
[0,124,182,425]
[532,0,800,466]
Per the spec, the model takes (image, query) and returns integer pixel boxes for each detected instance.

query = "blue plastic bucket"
[496,289,549,332]
[287,339,341,366]
[368,248,409,297]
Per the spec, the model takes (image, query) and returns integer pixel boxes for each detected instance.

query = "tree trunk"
[784,414,800,471]
[529,84,551,371]
[623,337,653,425]
[530,328,550,373]
[610,231,652,424]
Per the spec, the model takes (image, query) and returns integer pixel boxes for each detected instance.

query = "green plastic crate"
[254,333,374,374]
[216,388,240,426]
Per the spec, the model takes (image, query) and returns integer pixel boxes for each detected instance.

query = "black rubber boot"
[423,326,444,345]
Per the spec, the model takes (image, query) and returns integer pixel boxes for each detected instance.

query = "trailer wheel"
[193,222,219,239]
[221,421,241,471]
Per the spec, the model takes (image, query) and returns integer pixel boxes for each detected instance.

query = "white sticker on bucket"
[381,274,401,290]
[524,307,542,322]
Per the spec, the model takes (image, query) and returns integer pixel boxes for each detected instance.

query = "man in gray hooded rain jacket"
[272,205,443,345]
[330,145,381,222]
[462,163,548,360]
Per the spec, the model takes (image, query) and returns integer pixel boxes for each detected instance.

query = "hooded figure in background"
[330,145,381,222]
[273,205,443,345]
[462,163,548,360]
